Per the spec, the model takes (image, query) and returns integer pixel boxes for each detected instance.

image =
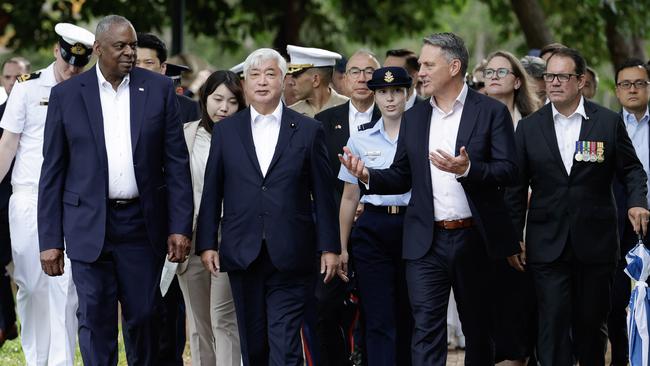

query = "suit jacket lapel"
[80,68,109,174]
[235,107,263,178]
[333,102,351,149]
[422,103,434,196]
[538,105,568,177]
[129,70,147,154]
[455,89,479,153]
[569,101,598,176]
[266,106,298,177]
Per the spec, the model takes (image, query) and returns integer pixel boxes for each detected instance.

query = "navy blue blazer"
[364,88,520,260]
[195,106,339,273]
[38,66,193,263]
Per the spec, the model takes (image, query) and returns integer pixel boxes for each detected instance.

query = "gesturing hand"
[429,146,470,176]
[338,147,369,184]
[41,248,65,276]
[167,234,191,263]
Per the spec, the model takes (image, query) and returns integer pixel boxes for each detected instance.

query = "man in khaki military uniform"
[286,45,348,118]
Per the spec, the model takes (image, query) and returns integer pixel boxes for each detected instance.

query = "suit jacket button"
[262,186,267,191]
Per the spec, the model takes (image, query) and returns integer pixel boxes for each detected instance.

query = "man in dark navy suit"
[37,15,193,365]
[195,48,341,366]
[340,32,520,365]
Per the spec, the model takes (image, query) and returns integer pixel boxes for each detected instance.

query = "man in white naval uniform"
[0,23,94,366]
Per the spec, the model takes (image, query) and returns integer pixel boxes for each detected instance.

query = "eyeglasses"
[542,73,580,83]
[347,67,375,78]
[616,80,650,90]
[483,68,514,79]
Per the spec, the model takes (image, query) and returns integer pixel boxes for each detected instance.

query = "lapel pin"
[138,87,144,91]
[334,124,342,130]
[290,122,296,129]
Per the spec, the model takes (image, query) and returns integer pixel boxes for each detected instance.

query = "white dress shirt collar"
[623,107,650,125]
[551,96,588,121]
[250,101,283,125]
[430,83,468,116]
[96,64,130,91]
[405,91,417,110]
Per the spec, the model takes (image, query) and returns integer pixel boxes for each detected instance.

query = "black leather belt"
[364,204,407,215]
[108,197,139,208]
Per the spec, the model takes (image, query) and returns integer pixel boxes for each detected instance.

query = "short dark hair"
[136,33,168,63]
[546,47,586,76]
[615,58,650,84]
[1,56,30,72]
[198,70,246,133]
[539,42,567,59]
[386,48,419,75]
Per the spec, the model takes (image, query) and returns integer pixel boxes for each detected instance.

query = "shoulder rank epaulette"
[357,120,378,132]
[17,72,41,83]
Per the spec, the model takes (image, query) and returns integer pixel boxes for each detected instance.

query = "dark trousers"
[0,207,15,334]
[229,244,311,366]
[351,210,412,366]
[530,242,615,366]
[608,227,636,366]
[312,275,353,365]
[156,278,186,366]
[406,227,493,366]
[71,201,164,366]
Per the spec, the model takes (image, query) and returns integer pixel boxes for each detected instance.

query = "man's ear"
[161,62,167,75]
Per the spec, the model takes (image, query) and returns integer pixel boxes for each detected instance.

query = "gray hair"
[95,15,133,39]
[348,49,381,69]
[243,48,288,79]
[423,32,469,75]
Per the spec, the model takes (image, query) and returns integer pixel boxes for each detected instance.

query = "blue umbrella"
[626,234,650,366]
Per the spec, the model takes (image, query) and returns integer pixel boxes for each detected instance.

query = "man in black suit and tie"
[195,48,341,366]
[506,48,650,366]
[340,32,520,365]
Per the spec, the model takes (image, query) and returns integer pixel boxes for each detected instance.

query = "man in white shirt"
[340,32,520,366]
[506,48,650,366]
[37,15,193,365]
[0,23,93,366]
[195,48,341,366]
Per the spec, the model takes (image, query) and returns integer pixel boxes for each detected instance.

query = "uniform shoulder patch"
[17,72,41,83]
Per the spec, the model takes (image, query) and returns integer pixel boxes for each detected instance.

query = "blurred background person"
[338,66,414,366]
[484,50,542,129]
[286,45,348,118]
[520,55,547,102]
[0,55,29,349]
[331,56,349,97]
[582,66,598,99]
[538,42,567,62]
[136,32,200,124]
[178,70,245,366]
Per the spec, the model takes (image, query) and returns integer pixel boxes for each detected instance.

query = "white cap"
[55,23,95,48]
[230,61,244,76]
[286,45,341,74]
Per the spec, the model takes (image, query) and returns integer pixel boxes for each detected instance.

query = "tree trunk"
[603,4,647,70]
[509,0,553,49]
[273,0,307,57]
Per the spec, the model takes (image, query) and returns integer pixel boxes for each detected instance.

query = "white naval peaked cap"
[286,45,341,74]
[54,23,95,48]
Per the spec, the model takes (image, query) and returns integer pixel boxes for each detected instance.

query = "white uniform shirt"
[251,102,283,177]
[551,97,587,175]
[0,63,57,187]
[96,66,139,199]
[348,102,374,135]
[428,84,473,221]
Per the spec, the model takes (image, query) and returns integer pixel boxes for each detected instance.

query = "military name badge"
[574,141,583,161]
[589,141,597,162]
[596,141,605,163]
